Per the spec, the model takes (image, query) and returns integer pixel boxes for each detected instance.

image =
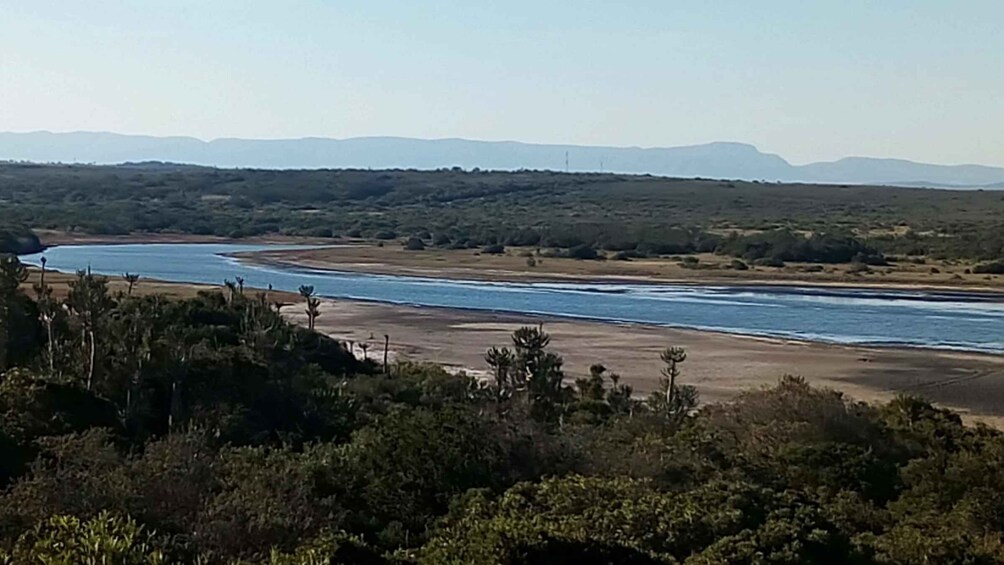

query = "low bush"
[973,261,1004,275]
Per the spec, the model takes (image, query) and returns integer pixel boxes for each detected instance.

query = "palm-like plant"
[659,347,687,407]
[648,346,697,423]
[485,346,517,403]
[36,256,48,300]
[299,285,321,330]
[122,272,140,296]
[383,334,390,374]
[66,269,113,390]
[223,279,237,304]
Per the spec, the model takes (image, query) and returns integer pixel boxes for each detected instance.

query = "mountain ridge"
[2,131,1002,188]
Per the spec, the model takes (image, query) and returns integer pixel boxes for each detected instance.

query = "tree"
[485,346,518,404]
[427,474,870,564]
[382,334,390,374]
[65,269,114,390]
[648,347,698,423]
[299,285,321,331]
[338,406,546,550]
[575,363,608,402]
[510,325,568,422]
[33,257,57,374]
[223,279,237,304]
[123,272,140,295]
[0,256,30,370]
[35,256,48,300]
[114,297,159,427]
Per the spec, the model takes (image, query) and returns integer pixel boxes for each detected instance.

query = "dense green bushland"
[3,162,1003,261]
[1,254,1004,563]
[0,227,43,255]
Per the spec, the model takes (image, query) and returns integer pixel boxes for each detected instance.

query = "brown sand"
[287,298,1004,426]
[239,244,1004,294]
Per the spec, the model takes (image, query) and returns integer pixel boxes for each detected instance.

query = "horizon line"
[3,129,1003,170]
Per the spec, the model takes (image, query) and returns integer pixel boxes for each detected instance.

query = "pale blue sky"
[2,1,1001,165]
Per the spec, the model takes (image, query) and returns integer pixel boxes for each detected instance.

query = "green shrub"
[1,512,166,564]
[403,237,426,251]
[973,261,1004,274]
[754,257,785,268]
[566,244,598,260]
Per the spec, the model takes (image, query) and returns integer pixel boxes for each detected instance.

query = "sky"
[1,1,1002,166]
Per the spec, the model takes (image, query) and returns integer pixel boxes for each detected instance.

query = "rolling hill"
[1,131,1002,188]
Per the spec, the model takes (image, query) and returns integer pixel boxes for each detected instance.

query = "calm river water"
[22,244,1004,354]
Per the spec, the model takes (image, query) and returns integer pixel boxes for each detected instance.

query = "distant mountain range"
[2,131,1003,188]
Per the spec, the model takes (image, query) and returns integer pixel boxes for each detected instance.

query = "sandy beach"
[285,298,1004,426]
[237,243,1004,294]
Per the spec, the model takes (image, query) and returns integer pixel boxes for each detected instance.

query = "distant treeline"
[2,163,1003,261]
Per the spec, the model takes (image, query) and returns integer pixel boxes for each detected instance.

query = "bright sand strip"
[288,298,1004,427]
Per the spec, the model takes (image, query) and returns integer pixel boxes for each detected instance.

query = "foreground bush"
[2,257,1004,563]
[0,512,165,564]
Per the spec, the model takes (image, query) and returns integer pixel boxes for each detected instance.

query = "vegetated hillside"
[2,162,1004,261]
[2,255,1004,563]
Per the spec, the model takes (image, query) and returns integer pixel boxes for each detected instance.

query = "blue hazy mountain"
[2,131,1002,188]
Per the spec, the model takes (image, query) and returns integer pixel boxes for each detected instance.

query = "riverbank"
[235,243,1004,294]
[34,230,339,247]
[36,231,1004,293]
[21,261,1004,426]
[287,297,1004,427]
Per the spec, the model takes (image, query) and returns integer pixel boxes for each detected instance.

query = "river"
[21,243,1004,354]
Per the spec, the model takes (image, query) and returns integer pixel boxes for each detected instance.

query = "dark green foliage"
[754,256,786,268]
[973,261,1004,274]
[566,243,599,260]
[0,227,43,255]
[0,512,166,564]
[3,163,1002,260]
[0,256,42,369]
[2,254,1004,562]
[719,229,886,264]
[336,406,566,550]
[403,236,425,251]
[0,370,122,451]
[423,476,857,564]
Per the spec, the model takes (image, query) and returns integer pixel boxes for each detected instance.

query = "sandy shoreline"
[235,247,1004,296]
[286,298,1004,426]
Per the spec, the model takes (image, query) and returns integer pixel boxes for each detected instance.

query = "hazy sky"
[2,1,1002,165]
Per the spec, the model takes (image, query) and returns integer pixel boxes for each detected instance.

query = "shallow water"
[22,243,1004,354]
